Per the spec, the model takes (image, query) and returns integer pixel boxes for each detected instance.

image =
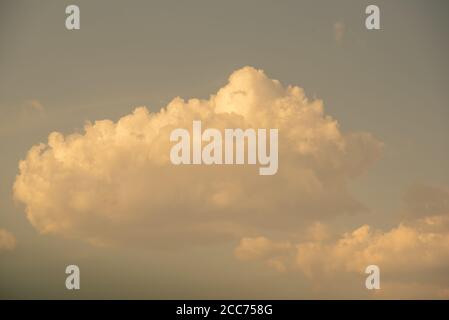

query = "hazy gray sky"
[1,0,448,299]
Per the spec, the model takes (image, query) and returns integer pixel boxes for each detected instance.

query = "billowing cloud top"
[13,66,382,247]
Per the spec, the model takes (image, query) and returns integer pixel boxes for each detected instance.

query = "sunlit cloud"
[13,66,382,248]
[234,184,449,298]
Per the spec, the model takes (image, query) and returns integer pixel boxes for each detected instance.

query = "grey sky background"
[0,0,448,298]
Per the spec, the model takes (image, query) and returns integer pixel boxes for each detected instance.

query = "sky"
[0,0,448,299]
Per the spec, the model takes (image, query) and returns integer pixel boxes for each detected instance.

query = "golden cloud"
[13,66,382,247]
[234,184,449,298]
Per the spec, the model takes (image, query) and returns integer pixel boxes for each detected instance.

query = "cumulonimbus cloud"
[13,66,382,247]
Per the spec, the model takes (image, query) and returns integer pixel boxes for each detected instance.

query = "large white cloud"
[13,66,382,247]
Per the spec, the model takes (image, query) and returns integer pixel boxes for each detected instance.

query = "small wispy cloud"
[0,228,16,252]
[334,21,345,43]
[24,99,44,112]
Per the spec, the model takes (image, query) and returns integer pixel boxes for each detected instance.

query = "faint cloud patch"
[23,99,45,114]
[0,99,48,137]
[25,99,44,112]
[334,21,345,43]
[0,229,16,252]
[19,99,46,122]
